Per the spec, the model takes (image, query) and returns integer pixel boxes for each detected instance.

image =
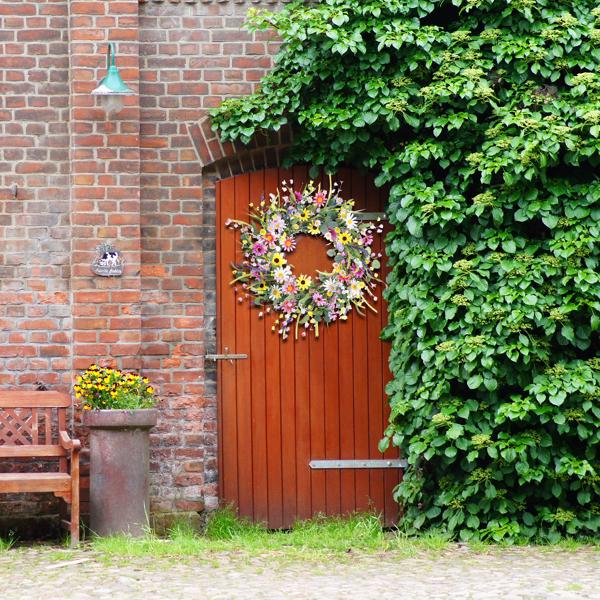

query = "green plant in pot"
[76,364,158,538]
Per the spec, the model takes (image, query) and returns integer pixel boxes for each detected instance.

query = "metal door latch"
[205,347,248,364]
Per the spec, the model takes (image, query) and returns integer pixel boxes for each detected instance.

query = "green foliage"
[0,532,15,552]
[211,0,600,542]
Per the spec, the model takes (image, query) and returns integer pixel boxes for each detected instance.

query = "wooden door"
[216,167,400,528]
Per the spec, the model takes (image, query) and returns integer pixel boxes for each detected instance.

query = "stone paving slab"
[0,546,599,599]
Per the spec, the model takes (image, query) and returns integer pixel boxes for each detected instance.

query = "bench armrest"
[59,431,81,452]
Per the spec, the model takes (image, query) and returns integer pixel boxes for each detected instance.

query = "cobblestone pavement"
[1,546,599,600]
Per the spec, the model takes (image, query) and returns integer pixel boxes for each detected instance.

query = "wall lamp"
[92,42,135,115]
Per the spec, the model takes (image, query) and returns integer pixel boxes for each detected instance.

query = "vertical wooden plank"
[323,168,343,518]
[263,167,284,528]
[217,177,239,509]
[249,170,269,525]
[291,166,313,523]
[323,320,341,516]
[234,173,253,519]
[293,323,312,523]
[308,330,326,516]
[277,166,298,528]
[351,171,371,514]
[336,167,356,516]
[365,175,386,518]
[293,164,322,519]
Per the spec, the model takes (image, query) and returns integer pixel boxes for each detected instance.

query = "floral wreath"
[226,179,384,339]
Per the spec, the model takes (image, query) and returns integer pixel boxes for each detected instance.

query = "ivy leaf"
[542,215,559,229]
[467,374,483,390]
[444,446,458,458]
[502,240,517,253]
[466,515,480,528]
[447,424,463,439]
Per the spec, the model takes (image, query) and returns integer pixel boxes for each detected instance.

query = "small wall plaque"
[92,242,124,277]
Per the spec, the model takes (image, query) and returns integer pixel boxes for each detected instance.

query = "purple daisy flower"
[253,241,267,255]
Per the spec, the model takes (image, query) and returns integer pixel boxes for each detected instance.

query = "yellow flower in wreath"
[307,222,320,235]
[271,253,286,267]
[297,274,312,290]
[300,208,311,221]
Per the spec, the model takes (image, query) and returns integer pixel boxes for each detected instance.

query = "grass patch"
[90,508,600,561]
[392,529,452,558]
[0,533,15,552]
[93,509,389,560]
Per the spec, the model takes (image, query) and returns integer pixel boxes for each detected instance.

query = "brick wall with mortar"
[0,0,71,394]
[0,0,290,530]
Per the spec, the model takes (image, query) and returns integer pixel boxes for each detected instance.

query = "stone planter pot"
[83,409,157,537]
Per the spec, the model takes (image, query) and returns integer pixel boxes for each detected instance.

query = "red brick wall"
[0,0,286,526]
[0,0,71,392]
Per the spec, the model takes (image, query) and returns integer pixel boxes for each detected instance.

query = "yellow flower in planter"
[74,365,157,411]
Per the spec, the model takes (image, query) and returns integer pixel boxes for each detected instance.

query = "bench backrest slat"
[31,408,39,444]
[0,392,70,408]
[45,407,53,444]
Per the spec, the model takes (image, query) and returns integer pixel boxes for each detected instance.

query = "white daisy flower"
[323,278,339,294]
[343,213,357,230]
[273,266,292,284]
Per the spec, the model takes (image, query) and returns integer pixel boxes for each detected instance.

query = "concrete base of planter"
[83,409,157,537]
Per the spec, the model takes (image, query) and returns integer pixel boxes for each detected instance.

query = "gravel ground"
[1,545,599,599]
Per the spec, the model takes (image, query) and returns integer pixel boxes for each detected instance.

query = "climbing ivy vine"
[212,0,600,542]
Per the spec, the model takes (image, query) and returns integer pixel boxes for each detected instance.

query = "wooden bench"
[0,391,80,546]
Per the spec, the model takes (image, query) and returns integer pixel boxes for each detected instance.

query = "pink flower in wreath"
[312,292,327,307]
[282,279,298,295]
[313,191,327,207]
[253,241,267,256]
[294,191,303,202]
[282,236,296,252]
[263,232,276,246]
[351,264,365,278]
[282,299,296,314]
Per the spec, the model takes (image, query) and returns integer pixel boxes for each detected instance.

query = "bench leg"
[70,497,80,547]
[70,450,80,547]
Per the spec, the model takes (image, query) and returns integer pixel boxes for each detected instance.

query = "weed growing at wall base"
[0,533,15,552]
[212,0,600,542]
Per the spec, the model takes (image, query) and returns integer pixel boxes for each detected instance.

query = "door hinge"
[355,212,387,222]
[309,459,407,470]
